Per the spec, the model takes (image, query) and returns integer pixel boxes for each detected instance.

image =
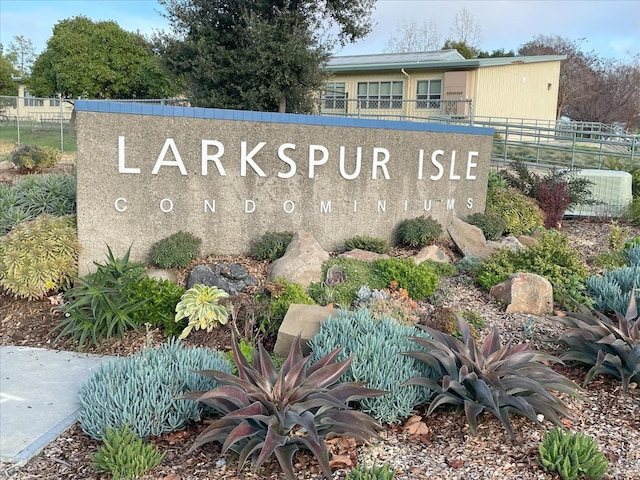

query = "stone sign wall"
[75,101,493,273]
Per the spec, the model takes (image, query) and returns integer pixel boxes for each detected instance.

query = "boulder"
[186,263,258,295]
[489,272,553,315]
[268,230,329,288]
[447,217,499,259]
[0,160,13,171]
[487,235,524,252]
[413,245,451,265]
[274,304,339,357]
[146,268,178,283]
[338,249,388,262]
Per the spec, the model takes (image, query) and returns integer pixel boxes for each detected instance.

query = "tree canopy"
[0,55,18,96]
[29,16,178,99]
[158,0,375,112]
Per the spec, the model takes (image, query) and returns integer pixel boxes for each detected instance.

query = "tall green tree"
[0,55,18,96]
[29,16,178,99]
[158,0,375,112]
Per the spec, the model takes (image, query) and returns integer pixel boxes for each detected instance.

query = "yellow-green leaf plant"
[174,284,230,339]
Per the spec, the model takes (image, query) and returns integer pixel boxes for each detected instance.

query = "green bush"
[251,231,293,261]
[625,195,640,226]
[308,257,379,308]
[0,214,79,299]
[148,230,202,268]
[372,258,439,300]
[476,230,588,306]
[485,187,544,235]
[78,339,232,439]
[346,463,396,480]
[11,144,61,172]
[344,235,392,254]
[538,428,608,480]
[309,308,436,424]
[0,173,76,235]
[54,247,147,348]
[465,212,507,240]
[396,215,443,247]
[124,277,186,337]
[92,424,164,480]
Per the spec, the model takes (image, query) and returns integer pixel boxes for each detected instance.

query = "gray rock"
[489,272,553,315]
[487,235,524,252]
[186,263,258,295]
[338,249,388,262]
[145,268,178,283]
[413,245,451,265]
[268,230,329,288]
[274,304,339,357]
[0,160,14,171]
[447,217,499,259]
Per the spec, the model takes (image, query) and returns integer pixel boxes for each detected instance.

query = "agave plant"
[537,427,608,480]
[403,316,581,439]
[174,284,230,339]
[182,333,385,480]
[552,301,640,395]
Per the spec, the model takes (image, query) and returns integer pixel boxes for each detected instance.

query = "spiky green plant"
[148,230,202,268]
[0,214,79,299]
[182,333,385,480]
[251,231,294,261]
[396,215,443,248]
[403,316,581,439]
[344,235,392,254]
[552,302,640,395]
[346,462,397,480]
[92,424,164,480]
[537,428,608,480]
[174,284,230,339]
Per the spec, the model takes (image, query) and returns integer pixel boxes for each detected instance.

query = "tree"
[384,18,441,53]
[28,16,178,99]
[442,39,477,59]
[477,48,516,58]
[445,7,481,53]
[0,55,18,96]
[158,0,375,112]
[518,34,602,120]
[6,35,36,77]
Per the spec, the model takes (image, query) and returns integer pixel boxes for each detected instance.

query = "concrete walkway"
[0,346,118,465]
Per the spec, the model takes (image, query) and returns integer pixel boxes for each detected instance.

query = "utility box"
[565,169,632,218]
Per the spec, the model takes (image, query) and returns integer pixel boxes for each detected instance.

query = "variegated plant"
[403,316,581,439]
[174,284,230,339]
[552,300,640,395]
[182,333,385,480]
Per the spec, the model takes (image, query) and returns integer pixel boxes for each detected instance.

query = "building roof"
[325,50,567,73]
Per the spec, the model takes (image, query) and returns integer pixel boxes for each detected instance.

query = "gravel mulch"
[1,220,640,479]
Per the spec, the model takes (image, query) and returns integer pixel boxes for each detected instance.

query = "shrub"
[92,424,164,480]
[55,247,147,348]
[537,428,608,480]
[396,216,443,248]
[0,173,76,235]
[356,285,421,326]
[183,333,383,480]
[586,246,640,315]
[11,144,61,172]
[124,277,186,337]
[264,279,315,337]
[403,316,581,439]
[608,220,626,251]
[552,303,640,395]
[174,284,230,339]
[476,230,589,306]
[346,463,396,480]
[251,231,293,261]
[465,212,507,240]
[372,258,439,300]
[0,215,79,299]
[536,180,571,229]
[148,230,202,268]
[485,187,544,235]
[625,195,640,226]
[78,339,232,439]
[308,257,379,308]
[344,235,392,254]
[309,308,436,424]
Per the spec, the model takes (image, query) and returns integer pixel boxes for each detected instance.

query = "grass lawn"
[0,123,77,153]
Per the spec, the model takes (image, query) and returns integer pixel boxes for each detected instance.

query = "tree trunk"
[278,94,286,113]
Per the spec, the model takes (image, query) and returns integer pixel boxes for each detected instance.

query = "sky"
[0,0,638,62]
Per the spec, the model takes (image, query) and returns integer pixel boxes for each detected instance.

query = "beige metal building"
[321,50,566,122]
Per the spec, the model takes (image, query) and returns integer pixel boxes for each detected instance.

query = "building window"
[23,89,44,107]
[416,80,442,109]
[323,82,346,109]
[357,81,403,109]
[49,98,60,107]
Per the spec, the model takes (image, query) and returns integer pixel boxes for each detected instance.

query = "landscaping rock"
[146,268,178,283]
[273,304,339,357]
[489,272,553,315]
[267,230,329,288]
[0,160,13,171]
[447,217,499,259]
[338,249,388,262]
[186,263,258,295]
[413,245,451,264]
[517,234,541,248]
[487,235,524,252]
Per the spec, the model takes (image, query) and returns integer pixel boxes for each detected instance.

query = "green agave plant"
[552,301,640,395]
[403,316,581,439]
[174,284,230,339]
[538,427,608,480]
[182,333,385,480]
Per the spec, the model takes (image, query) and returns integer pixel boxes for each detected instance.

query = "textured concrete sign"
[74,101,493,273]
